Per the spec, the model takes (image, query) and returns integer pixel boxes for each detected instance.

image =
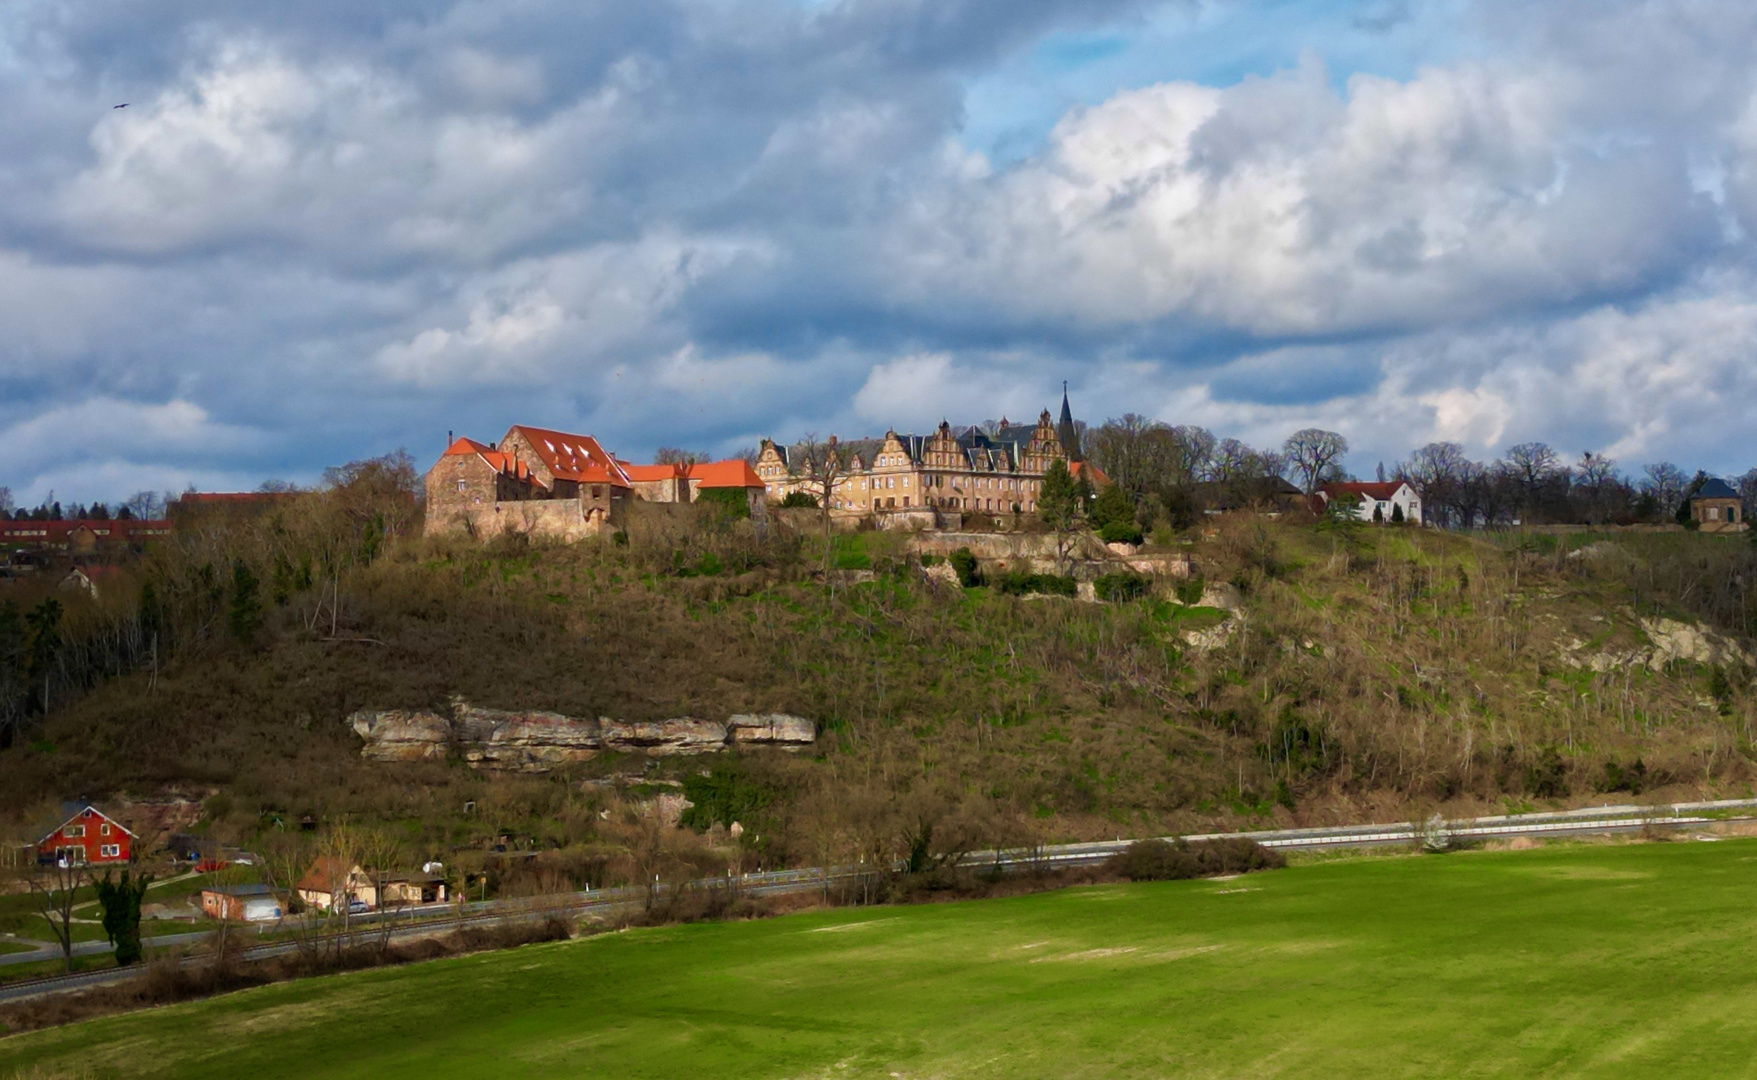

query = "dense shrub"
[696,487,751,520]
[1099,520,1145,546]
[948,547,981,588]
[1106,837,1285,881]
[779,492,818,509]
[1093,572,1150,602]
[993,572,1077,597]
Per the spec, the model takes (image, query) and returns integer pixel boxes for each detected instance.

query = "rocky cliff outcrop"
[350,699,816,771]
[1557,616,1754,672]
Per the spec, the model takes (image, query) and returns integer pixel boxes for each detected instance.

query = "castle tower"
[1056,381,1082,462]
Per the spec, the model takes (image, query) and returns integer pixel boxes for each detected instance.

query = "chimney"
[448,429,453,447]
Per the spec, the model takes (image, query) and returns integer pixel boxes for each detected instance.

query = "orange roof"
[621,462,687,482]
[440,436,496,457]
[439,436,547,489]
[510,426,631,488]
[687,460,766,489]
[1070,461,1110,487]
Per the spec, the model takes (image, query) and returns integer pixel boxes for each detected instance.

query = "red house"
[37,805,135,867]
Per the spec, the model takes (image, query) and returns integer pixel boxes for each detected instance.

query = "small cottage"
[296,858,376,912]
[1689,478,1746,533]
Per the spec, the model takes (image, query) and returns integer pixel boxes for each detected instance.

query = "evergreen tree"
[94,870,154,966]
[1089,483,1134,532]
[229,561,264,643]
[25,598,62,712]
[1038,460,1086,571]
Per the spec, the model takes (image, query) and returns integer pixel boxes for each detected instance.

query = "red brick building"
[36,805,134,866]
[0,519,170,554]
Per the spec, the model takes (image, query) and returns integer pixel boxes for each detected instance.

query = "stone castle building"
[425,425,764,541]
[754,388,1106,519]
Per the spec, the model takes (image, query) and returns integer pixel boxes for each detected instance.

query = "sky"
[4,0,1757,505]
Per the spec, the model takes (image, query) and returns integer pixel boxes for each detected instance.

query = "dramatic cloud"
[3,0,1757,503]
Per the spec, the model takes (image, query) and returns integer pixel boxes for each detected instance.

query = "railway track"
[4,797,1751,1005]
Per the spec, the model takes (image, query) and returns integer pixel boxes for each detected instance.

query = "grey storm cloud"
[2,0,1757,504]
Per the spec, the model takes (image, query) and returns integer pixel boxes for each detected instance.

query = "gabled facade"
[36,805,134,866]
[754,388,1101,520]
[1318,481,1423,525]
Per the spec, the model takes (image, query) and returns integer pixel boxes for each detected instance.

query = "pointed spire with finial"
[1056,380,1082,462]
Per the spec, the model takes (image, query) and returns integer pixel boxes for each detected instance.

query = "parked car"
[346,899,371,915]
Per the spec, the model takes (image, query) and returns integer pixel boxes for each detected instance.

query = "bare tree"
[1574,451,1619,493]
[1085,415,1162,499]
[1739,468,1757,522]
[1282,429,1350,494]
[25,857,88,972]
[1641,462,1688,518]
[355,827,406,954]
[1502,442,1560,520]
[1399,442,1473,528]
[263,834,322,960]
[0,487,12,516]
[795,434,852,580]
[653,447,704,465]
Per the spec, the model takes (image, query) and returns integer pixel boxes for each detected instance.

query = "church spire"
[1056,381,1082,462]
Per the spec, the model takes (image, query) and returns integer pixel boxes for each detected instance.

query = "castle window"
[592,486,603,498]
[457,480,467,491]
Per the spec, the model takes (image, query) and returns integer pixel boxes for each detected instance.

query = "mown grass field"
[6,838,1757,1079]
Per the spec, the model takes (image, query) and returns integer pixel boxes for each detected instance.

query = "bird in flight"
[112,103,128,109]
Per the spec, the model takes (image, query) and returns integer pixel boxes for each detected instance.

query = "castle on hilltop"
[423,388,1105,540]
[424,425,765,541]
[755,387,1105,520]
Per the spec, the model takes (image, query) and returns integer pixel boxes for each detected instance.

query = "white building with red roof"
[1317,481,1423,524]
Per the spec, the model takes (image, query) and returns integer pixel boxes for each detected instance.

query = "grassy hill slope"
[1,506,1754,867]
[6,838,1757,1078]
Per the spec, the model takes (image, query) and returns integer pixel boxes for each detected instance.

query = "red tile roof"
[509,426,631,488]
[621,462,688,482]
[686,460,766,489]
[177,491,299,504]
[1321,481,1409,500]
[1070,461,1110,487]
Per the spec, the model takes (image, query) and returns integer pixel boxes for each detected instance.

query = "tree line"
[1082,417,1756,529]
[0,453,421,749]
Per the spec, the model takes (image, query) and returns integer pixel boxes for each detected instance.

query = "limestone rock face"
[727,713,817,746]
[1639,618,1753,669]
[349,700,814,771]
[351,710,451,763]
[600,718,729,756]
[922,561,962,588]
[1198,582,1245,612]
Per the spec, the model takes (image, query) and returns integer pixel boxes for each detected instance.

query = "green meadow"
[6,839,1757,1079]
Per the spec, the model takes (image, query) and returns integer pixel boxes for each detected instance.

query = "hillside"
[2,498,1755,874]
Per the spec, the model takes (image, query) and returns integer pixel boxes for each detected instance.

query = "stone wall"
[905,530,1192,579]
[350,698,816,772]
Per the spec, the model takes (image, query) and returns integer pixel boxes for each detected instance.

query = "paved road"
[4,797,1752,1004]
